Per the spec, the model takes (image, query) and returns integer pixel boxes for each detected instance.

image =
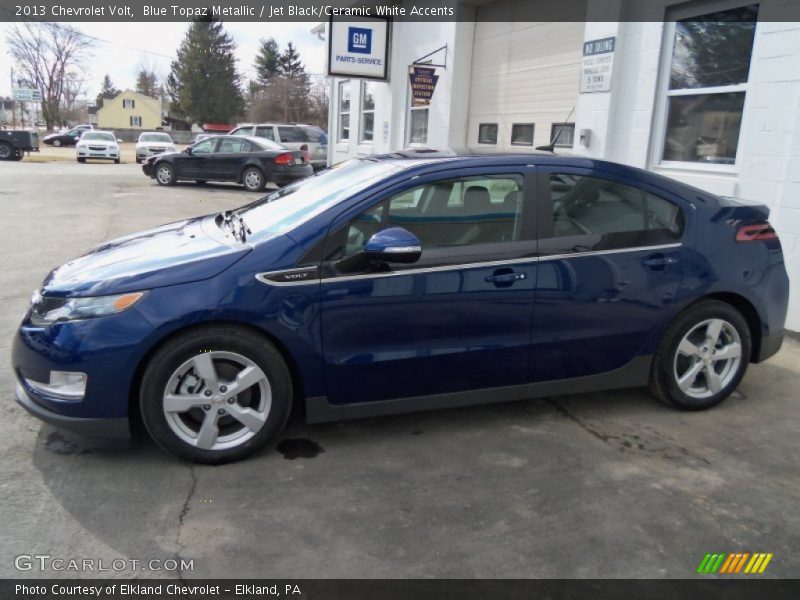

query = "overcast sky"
[0,21,326,99]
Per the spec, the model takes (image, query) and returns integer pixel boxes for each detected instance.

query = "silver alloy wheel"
[53,139,61,147]
[163,351,272,451]
[673,318,742,399]
[0,144,10,159]
[156,165,173,185]
[243,168,262,191]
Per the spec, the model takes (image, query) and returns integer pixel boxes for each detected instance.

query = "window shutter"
[129,115,133,127]
[132,99,135,109]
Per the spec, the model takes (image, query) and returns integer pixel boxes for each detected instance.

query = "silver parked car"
[228,123,327,170]
[135,132,177,164]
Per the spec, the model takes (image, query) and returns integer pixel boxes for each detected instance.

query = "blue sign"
[348,27,372,54]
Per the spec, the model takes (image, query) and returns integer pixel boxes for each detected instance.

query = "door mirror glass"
[364,228,422,264]
[117,138,123,143]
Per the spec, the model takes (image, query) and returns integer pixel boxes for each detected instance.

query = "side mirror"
[364,227,422,264]
[184,147,193,155]
[117,138,123,143]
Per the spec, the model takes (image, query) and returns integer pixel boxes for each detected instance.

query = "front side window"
[232,126,254,137]
[548,173,683,241]
[192,139,216,154]
[338,81,350,142]
[338,175,525,258]
[218,138,250,153]
[359,81,376,143]
[254,126,275,140]
[661,5,758,165]
[551,123,575,148]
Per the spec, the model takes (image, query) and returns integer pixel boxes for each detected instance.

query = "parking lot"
[1,159,799,579]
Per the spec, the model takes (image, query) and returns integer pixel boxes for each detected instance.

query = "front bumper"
[142,162,155,177]
[15,382,130,439]
[77,148,119,160]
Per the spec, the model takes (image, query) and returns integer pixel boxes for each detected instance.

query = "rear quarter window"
[277,126,304,143]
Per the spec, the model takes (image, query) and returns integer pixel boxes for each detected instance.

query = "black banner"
[3,579,800,600]
[2,0,800,22]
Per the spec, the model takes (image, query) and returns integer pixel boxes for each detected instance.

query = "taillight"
[736,222,778,242]
[274,152,294,165]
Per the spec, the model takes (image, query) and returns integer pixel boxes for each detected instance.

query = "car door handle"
[641,254,679,269]
[485,271,527,285]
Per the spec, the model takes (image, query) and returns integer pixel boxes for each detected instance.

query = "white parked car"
[76,130,121,164]
[135,132,177,164]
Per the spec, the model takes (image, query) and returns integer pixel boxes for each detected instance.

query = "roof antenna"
[536,105,575,152]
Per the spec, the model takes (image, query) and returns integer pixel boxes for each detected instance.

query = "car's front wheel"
[242,167,265,192]
[650,300,750,410]
[52,139,62,147]
[140,325,293,464]
[155,163,176,186]
[0,142,13,161]
[77,157,86,163]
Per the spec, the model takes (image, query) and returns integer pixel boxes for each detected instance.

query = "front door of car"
[177,138,217,179]
[529,167,690,382]
[214,138,251,180]
[319,168,538,405]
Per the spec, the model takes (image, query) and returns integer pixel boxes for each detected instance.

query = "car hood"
[42,217,249,297]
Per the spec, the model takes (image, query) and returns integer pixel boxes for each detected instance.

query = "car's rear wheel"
[135,157,142,164]
[155,163,176,186]
[52,139,62,147]
[77,157,86,163]
[195,180,207,185]
[242,167,265,192]
[0,142,12,161]
[114,158,120,164]
[140,325,293,464]
[650,300,750,410]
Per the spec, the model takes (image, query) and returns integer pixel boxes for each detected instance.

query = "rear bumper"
[273,164,314,185]
[15,382,130,439]
[755,329,784,363]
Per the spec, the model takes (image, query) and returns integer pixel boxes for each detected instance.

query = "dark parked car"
[13,153,789,463]
[0,130,39,161]
[42,128,84,147]
[142,135,313,191]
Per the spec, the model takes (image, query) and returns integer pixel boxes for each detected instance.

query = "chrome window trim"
[255,243,682,286]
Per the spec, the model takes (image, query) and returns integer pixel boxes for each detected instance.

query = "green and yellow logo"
[697,553,773,574]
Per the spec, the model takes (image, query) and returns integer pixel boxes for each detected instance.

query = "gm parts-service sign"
[328,18,390,80]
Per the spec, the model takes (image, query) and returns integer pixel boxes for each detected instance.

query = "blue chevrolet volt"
[12,153,789,463]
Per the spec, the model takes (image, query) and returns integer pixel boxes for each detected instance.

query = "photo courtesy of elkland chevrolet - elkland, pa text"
[0,0,799,598]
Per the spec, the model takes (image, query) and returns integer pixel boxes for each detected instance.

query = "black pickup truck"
[0,130,40,161]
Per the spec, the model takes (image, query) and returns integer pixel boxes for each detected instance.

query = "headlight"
[168,146,177,152]
[30,291,145,326]
[77,143,86,149]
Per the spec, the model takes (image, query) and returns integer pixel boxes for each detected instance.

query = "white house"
[323,0,800,331]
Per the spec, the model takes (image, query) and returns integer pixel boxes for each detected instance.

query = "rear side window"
[277,126,303,143]
[254,126,275,140]
[548,174,683,240]
[300,127,327,143]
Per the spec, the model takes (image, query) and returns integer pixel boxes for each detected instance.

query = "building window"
[660,5,758,165]
[511,123,534,146]
[551,123,575,148]
[409,107,428,144]
[130,116,142,127]
[360,81,376,143]
[478,123,498,144]
[123,98,135,109]
[337,81,350,142]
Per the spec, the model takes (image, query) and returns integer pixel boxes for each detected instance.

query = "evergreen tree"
[95,74,119,108]
[277,42,310,122]
[167,16,244,124]
[254,38,280,88]
[135,69,160,98]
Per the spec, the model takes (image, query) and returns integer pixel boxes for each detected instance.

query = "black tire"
[114,158,120,164]
[77,157,86,163]
[135,157,142,164]
[195,180,207,185]
[155,162,176,186]
[0,141,13,161]
[650,300,751,410]
[242,167,266,192]
[140,325,293,464]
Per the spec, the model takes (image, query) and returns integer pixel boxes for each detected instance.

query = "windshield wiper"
[217,210,252,243]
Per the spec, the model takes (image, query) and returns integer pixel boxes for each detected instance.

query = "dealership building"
[322,0,800,331]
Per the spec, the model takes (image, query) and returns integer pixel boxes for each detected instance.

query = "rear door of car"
[214,138,252,180]
[530,165,690,382]
[319,165,539,405]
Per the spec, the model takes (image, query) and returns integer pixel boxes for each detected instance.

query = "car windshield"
[140,133,172,143]
[235,159,407,241]
[251,138,284,152]
[81,132,115,141]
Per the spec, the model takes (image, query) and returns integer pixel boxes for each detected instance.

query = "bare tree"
[6,22,93,130]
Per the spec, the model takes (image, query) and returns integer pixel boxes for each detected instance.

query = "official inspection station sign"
[328,16,390,81]
[580,36,615,93]
[409,66,438,107]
